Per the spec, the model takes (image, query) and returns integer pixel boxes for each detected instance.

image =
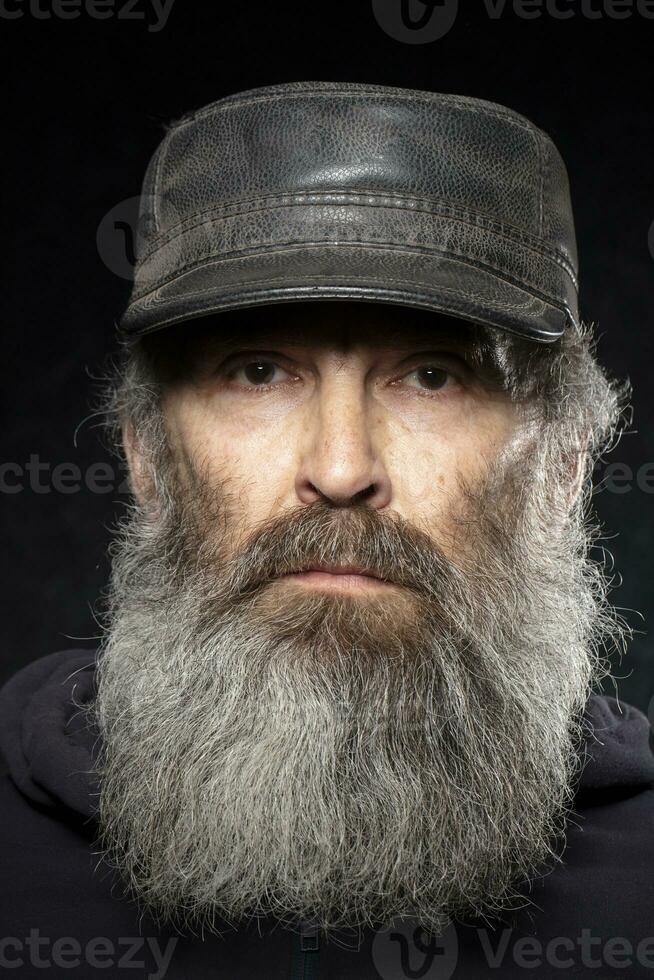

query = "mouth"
[277,563,392,591]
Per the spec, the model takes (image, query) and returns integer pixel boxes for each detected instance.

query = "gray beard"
[89,437,618,939]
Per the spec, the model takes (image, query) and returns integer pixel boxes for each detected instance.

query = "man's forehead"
[179,302,494,355]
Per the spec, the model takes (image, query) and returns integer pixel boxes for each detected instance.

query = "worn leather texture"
[119,81,580,344]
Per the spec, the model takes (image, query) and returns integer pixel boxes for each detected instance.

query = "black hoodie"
[1,648,654,979]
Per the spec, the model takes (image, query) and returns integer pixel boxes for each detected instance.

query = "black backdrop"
[2,2,653,717]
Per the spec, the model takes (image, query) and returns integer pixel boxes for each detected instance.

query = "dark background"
[2,2,653,716]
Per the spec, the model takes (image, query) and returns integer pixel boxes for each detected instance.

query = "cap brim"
[119,243,572,343]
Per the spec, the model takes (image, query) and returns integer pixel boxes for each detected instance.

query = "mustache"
[201,499,466,605]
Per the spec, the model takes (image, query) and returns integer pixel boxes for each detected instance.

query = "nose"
[294,373,392,509]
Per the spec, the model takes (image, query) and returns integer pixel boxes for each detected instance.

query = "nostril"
[296,460,392,510]
[310,482,378,508]
[352,483,377,504]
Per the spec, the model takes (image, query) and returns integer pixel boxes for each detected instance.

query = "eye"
[399,364,455,393]
[226,358,293,388]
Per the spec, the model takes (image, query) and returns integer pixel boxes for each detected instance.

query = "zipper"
[289,918,321,980]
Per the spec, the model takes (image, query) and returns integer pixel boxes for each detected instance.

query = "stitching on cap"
[205,86,537,129]
[138,194,545,264]
[134,241,573,310]
[136,189,576,282]
[168,87,541,137]
[149,86,558,249]
[147,88,559,257]
[152,139,169,234]
[131,279,566,340]
[131,240,572,315]
[536,130,545,237]
[133,232,575,307]
[126,293,565,342]
[151,90,547,207]
[128,289,554,341]
[135,193,578,287]
[140,279,538,316]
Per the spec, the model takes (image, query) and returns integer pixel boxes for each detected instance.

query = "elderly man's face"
[153,301,523,576]
[97,301,600,938]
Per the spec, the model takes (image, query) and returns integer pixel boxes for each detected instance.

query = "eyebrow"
[176,319,513,396]
[149,285,526,359]
[191,322,494,355]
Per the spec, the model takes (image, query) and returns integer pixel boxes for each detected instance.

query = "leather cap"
[119,81,580,343]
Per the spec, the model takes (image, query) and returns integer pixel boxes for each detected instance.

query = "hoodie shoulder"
[0,649,100,817]
[578,691,654,794]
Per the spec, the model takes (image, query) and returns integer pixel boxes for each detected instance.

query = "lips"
[288,563,386,581]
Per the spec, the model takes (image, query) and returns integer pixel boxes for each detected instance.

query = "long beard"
[89,439,617,938]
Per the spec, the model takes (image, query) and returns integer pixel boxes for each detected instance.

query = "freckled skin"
[154,302,524,564]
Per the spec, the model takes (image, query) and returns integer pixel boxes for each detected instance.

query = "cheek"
[386,434,452,511]
[385,407,518,525]
[173,405,301,526]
